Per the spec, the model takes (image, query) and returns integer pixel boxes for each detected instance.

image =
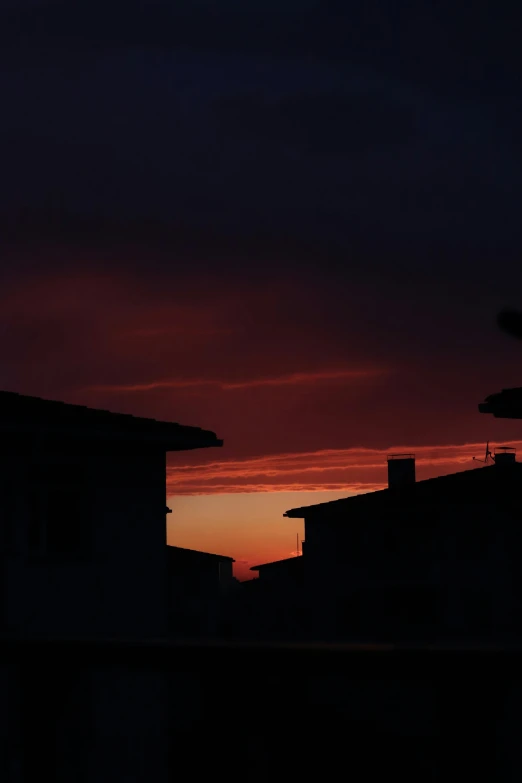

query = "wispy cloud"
[123,327,232,338]
[223,369,383,389]
[167,440,522,495]
[85,367,386,393]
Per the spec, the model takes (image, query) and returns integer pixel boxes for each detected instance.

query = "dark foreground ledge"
[1,634,522,679]
[2,636,522,781]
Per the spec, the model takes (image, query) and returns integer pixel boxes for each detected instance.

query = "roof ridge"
[167,545,234,561]
[251,556,303,570]
[284,462,522,517]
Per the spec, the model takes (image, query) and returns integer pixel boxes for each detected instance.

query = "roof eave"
[284,506,341,519]
[167,545,234,562]
[0,423,223,451]
[478,404,522,419]
[478,387,522,419]
[166,436,223,452]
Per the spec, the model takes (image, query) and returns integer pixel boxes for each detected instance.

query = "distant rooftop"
[250,556,303,572]
[0,390,222,451]
[284,462,522,519]
[167,545,234,563]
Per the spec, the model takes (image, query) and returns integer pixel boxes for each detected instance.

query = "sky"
[2,2,522,579]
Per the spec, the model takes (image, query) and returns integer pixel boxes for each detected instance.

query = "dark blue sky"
[1,1,522,463]
[2,1,521,259]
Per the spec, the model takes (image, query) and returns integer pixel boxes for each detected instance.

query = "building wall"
[255,566,287,588]
[303,499,522,642]
[89,449,167,638]
[1,446,168,639]
[0,665,17,780]
[218,560,234,591]
[254,559,303,592]
[0,661,169,783]
[168,557,220,600]
[436,502,517,638]
[88,668,168,783]
[167,555,233,637]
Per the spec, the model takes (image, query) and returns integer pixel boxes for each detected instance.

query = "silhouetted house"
[0,389,222,637]
[0,390,222,782]
[250,555,304,588]
[166,545,235,637]
[220,556,307,640]
[284,452,522,644]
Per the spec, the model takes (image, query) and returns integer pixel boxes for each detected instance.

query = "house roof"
[479,387,522,419]
[284,462,522,519]
[250,556,303,571]
[167,545,234,563]
[0,390,222,451]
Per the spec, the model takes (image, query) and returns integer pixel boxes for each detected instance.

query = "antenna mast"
[473,440,493,464]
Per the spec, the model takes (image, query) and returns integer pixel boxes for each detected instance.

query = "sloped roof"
[167,545,234,563]
[479,387,522,418]
[284,462,522,519]
[0,390,222,451]
[250,556,303,572]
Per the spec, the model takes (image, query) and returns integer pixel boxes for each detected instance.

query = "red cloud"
[1,269,521,502]
[167,440,522,494]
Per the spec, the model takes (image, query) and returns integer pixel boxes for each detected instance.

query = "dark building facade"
[0,389,222,640]
[166,545,235,638]
[250,554,304,587]
[0,389,223,782]
[280,453,522,644]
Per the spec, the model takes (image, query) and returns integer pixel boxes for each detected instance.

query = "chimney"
[494,446,516,466]
[387,453,416,488]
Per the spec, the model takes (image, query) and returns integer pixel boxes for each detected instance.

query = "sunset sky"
[2,2,522,579]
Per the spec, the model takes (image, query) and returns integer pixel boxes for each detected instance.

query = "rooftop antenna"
[473,440,493,464]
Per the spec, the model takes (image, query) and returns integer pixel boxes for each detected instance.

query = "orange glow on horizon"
[3,270,522,581]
